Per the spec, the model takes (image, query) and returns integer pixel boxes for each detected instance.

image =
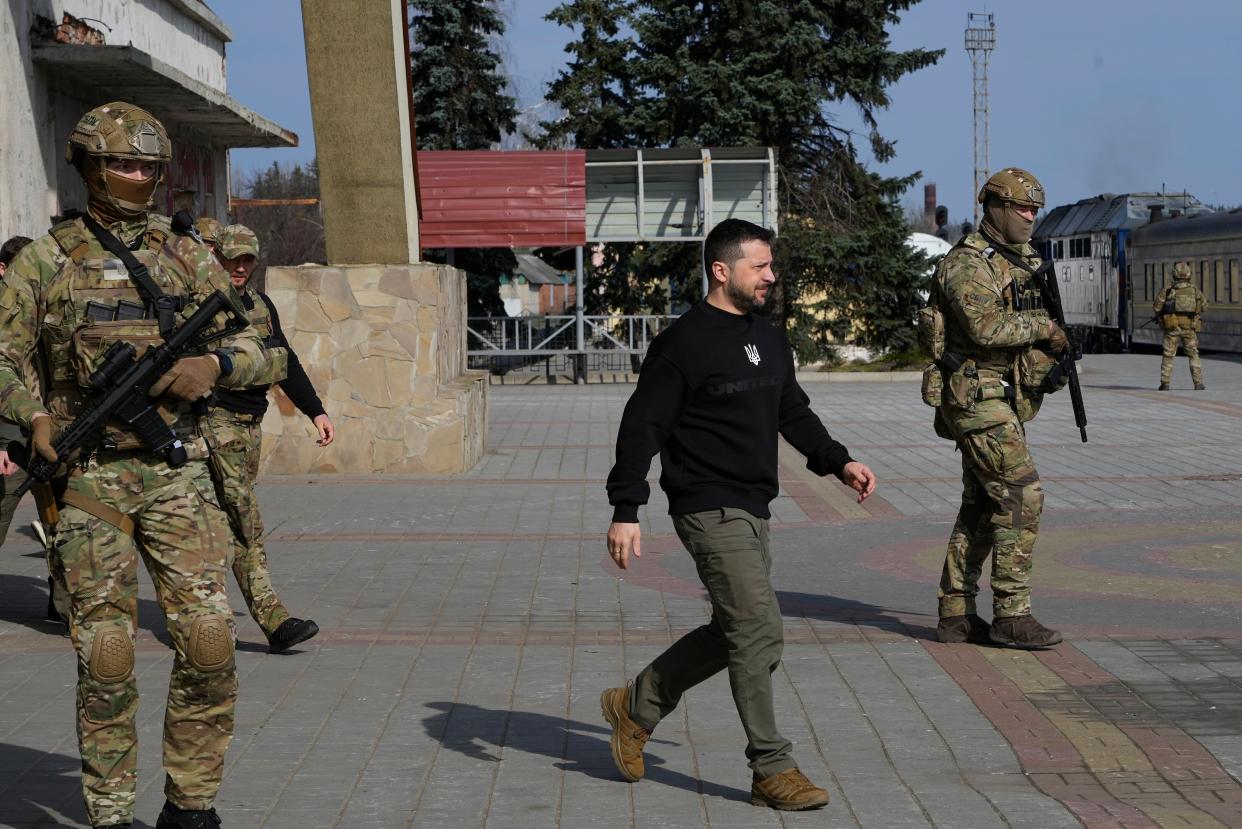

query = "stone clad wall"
[258,263,488,475]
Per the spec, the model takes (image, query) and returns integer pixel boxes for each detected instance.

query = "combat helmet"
[1173,261,1192,281]
[66,102,170,218]
[978,168,1045,210]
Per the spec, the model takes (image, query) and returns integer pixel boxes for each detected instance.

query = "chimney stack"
[1149,204,1164,223]
[924,183,937,218]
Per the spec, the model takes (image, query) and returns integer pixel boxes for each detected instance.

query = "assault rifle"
[1029,261,1088,442]
[11,291,247,507]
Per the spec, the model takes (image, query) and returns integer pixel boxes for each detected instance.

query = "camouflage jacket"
[933,233,1051,432]
[0,213,286,444]
[934,233,1050,371]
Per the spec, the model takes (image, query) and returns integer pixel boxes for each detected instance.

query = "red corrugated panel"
[417,150,586,249]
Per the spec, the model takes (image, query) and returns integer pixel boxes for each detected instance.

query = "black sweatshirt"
[607,300,853,522]
[214,291,326,421]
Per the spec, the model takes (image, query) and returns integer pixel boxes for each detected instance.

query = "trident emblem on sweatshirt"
[744,344,760,366]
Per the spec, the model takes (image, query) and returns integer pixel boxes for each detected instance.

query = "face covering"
[81,155,161,225]
[982,198,1034,247]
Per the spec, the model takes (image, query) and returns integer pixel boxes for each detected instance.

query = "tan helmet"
[977,167,1045,209]
[1173,261,1191,280]
[195,217,222,247]
[65,101,171,166]
[67,102,170,220]
[218,224,260,259]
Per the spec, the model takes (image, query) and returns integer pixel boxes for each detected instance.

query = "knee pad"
[88,623,134,684]
[1017,481,1044,530]
[187,613,234,673]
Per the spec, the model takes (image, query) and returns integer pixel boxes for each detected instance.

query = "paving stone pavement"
[1,353,1241,828]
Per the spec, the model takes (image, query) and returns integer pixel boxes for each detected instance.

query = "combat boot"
[267,617,320,654]
[600,686,651,781]
[94,824,131,828]
[989,615,1062,649]
[750,768,829,810]
[155,801,221,828]
[936,614,991,644]
[1195,382,1206,390]
[1158,383,1170,391]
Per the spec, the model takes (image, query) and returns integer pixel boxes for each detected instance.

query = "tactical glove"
[1046,321,1070,356]
[30,414,57,463]
[149,355,221,401]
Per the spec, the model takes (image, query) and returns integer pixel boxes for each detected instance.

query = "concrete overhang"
[32,42,297,149]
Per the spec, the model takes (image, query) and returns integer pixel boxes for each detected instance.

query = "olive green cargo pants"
[629,507,795,778]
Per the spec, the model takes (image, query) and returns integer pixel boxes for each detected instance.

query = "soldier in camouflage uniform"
[0,102,285,829]
[206,224,328,654]
[926,168,1069,650]
[1155,261,1207,390]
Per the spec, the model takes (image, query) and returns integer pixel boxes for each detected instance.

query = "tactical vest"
[44,215,194,449]
[936,233,1043,376]
[242,287,274,343]
[1160,282,1199,330]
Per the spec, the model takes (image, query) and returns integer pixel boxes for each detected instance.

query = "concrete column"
[300,0,420,264]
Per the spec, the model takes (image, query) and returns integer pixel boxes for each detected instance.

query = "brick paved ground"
[1,353,1241,827]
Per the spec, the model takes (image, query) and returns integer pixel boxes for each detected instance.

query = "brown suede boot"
[600,686,651,782]
[751,768,829,810]
[989,614,1063,649]
[936,614,991,644]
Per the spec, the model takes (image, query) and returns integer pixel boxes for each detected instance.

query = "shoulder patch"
[49,218,92,262]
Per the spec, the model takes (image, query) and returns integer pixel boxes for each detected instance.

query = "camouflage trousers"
[938,412,1045,619]
[53,451,236,826]
[1160,329,1203,386]
[205,410,289,637]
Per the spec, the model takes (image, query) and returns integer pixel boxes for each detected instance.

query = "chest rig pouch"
[52,217,187,449]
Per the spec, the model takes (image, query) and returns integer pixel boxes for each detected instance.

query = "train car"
[1034,192,1210,352]
[1125,209,1242,352]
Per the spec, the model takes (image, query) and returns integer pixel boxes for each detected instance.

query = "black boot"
[1158,383,1170,390]
[268,617,320,654]
[1195,382,1206,390]
[155,801,221,828]
[989,615,1063,649]
[936,614,991,644]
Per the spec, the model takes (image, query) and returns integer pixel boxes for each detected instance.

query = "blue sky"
[216,0,1242,222]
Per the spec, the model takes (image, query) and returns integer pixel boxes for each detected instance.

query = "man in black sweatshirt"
[601,219,876,811]
[209,224,333,653]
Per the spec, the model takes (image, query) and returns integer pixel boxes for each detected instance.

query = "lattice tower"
[965,12,996,225]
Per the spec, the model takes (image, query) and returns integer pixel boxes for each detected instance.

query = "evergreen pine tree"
[410,0,519,316]
[542,0,941,359]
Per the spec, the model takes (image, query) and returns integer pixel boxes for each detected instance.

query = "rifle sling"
[60,489,136,538]
[80,214,178,337]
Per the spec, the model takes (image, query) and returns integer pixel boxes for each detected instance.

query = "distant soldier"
[0,101,284,829]
[927,168,1069,649]
[1154,261,1207,390]
[208,224,331,653]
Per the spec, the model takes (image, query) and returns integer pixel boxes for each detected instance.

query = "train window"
[1088,265,1095,282]
[1231,260,1239,304]
[1055,240,1064,258]
[1217,260,1226,303]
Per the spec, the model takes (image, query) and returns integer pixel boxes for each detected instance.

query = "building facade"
[1,0,295,240]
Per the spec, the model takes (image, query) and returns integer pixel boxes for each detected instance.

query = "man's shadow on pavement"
[777,590,938,641]
[422,701,751,802]
[0,741,156,828]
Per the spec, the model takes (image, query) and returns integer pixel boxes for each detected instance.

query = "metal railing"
[466,314,678,379]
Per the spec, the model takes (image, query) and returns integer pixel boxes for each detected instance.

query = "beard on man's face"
[725,275,768,314]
